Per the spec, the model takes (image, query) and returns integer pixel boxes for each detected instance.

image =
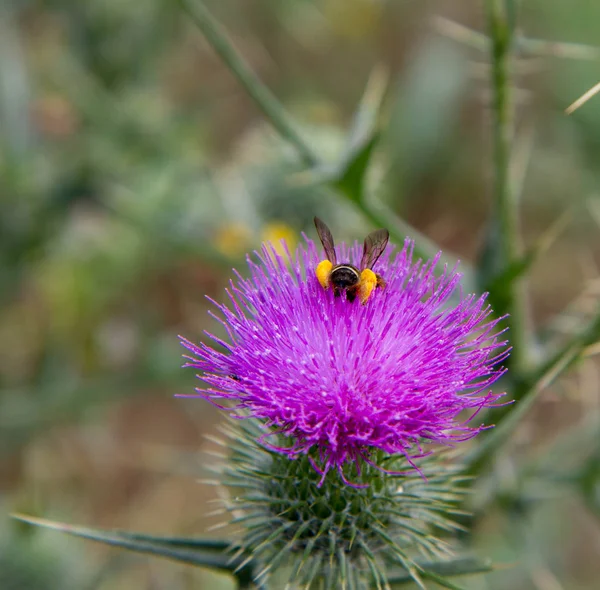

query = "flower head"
[180,232,508,485]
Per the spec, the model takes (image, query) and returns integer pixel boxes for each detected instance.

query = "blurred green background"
[2,0,600,588]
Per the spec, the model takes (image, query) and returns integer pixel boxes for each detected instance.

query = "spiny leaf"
[345,65,389,154]
[387,556,495,586]
[297,66,387,203]
[11,514,255,586]
[330,66,388,203]
[332,132,380,203]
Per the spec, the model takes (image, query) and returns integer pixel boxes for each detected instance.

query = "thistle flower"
[180,228,509,486]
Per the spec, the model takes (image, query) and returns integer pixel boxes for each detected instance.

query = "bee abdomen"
[330,265,360,288]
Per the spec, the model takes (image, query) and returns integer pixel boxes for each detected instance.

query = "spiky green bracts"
[206,420,472,590]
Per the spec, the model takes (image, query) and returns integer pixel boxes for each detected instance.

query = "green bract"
[209,420,472,589]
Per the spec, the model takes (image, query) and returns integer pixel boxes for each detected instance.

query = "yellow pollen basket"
[316,259,333,289]
[359,268,378,304]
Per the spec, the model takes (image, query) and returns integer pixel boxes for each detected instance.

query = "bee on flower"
[314,217,388,304]
[180,219,508,486]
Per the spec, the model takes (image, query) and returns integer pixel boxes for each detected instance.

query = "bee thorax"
[330,265,360,288]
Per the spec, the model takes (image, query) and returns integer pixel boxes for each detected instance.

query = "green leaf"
[326,67,388,202]
[12,514,257,588]
[332,132,380,203]
[387,556,495,587]
[345,66,389,153]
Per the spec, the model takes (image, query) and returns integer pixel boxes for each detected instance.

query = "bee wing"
[314,217,337,264]
[360,228,389,270]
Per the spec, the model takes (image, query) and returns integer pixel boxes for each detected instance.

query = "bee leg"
[358,269,378,304]
[376,274,386,289]
[316,259,333,289]
[346,287,358,303]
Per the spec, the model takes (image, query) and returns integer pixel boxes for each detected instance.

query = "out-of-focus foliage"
[2,0,600,588]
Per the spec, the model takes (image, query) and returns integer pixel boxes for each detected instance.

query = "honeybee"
[314,217,389,304]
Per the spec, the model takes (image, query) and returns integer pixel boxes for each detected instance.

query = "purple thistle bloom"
[180,235,509,485]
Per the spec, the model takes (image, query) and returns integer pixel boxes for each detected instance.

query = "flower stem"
[178,0,320,168]
[479,0,528,374]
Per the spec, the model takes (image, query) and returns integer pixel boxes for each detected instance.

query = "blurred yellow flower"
[261,221,298,257]
[214,223,253,258]
[323,0,382,40]
[215,221,297,260]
